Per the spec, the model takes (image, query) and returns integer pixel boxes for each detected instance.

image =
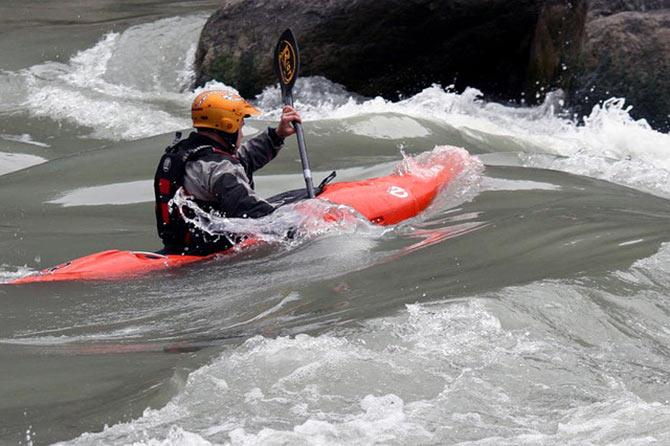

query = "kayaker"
[154,90,302,255]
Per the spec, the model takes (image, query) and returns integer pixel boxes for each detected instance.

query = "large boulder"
[194,0,669,130]
[569,1,670,130]
[194,0,586,102]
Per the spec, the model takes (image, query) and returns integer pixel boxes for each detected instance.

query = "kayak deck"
[10,148,467,284]
[320,160,460,225]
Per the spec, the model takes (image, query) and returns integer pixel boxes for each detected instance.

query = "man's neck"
[197,129,235,153]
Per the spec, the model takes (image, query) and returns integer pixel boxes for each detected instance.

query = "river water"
[1,2,670,445]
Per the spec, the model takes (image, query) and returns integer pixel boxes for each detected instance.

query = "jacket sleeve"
[236,127,284,175]
[210,163,275,219]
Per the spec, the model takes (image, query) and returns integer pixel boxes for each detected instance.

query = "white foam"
[256,79,670,196]
[521,151,670,199]
[14,15,211,141]
[228,394,432,445]
[25,85,188,140]
[55,279,670,445]
[345,115,432,139]
[0,264,37,284]
[0,133,50,147]
[0,151,47,176]
[47,180,153,207]
[480,177,561,192]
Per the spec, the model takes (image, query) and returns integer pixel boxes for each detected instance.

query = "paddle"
[273,28,316,198]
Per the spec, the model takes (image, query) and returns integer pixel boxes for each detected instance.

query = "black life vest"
[153,132,237,255]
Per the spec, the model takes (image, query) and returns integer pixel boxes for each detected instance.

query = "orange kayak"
[10,149,467,284]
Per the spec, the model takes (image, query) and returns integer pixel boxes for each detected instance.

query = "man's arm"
[210,163,275,218]
[185,158,275,218]
[236,105,302,174]
[236,128,284,175]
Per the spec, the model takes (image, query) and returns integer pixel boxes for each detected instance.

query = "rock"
[588,0,670,18]
[193,0,669,130]
[570,2,670,130]
[525,0,587,100]
[194,0,586,102]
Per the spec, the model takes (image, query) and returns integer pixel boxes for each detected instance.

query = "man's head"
[191,90,261,149]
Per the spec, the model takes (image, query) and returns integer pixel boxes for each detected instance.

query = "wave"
[56,242,670,445]
[0,15,209,141]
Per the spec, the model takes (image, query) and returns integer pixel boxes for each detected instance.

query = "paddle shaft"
[284,91,315,198]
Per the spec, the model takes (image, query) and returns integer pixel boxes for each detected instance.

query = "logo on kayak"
[388,185,409,198]
[162,157,172,173]
[278,40,296,85]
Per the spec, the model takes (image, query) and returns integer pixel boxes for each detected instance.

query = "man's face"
[236,120,244,148]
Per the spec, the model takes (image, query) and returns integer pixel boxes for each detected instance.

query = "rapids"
[1,3,670,445]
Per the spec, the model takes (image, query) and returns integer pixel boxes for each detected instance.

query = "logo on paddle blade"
[277,40,296,85]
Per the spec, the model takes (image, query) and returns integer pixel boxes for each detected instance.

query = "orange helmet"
[191,90,261,133]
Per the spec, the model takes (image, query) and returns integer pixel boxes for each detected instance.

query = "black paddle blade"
[274,28,300,96]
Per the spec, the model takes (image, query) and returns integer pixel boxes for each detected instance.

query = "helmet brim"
[241,102,262,117]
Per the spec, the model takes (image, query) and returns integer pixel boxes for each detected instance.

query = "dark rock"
[193,0,669,130]
[569,4,670,130]
[588,0,670,18]
[194,0,586,102]
[525,0,587,100]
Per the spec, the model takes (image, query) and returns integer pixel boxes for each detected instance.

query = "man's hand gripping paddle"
[273,29,316,198]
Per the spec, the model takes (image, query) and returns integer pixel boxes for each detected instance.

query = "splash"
[2,15,211,141]
[170,146,478,247]
[0,264,37,284]
[255,78,670,197]
[171,187,376,246]
[256,79,668,163]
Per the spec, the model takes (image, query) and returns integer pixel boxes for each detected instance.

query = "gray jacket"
[183,128,284,218]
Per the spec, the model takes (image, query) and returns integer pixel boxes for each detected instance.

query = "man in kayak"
[154,90,302,255]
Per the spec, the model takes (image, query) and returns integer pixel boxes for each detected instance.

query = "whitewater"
[1,8,670,446]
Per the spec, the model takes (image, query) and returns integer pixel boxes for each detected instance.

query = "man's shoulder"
[177,134,238,163]
[185,151,244,178]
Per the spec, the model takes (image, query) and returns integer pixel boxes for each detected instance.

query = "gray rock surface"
[569,1,670,130]
[194,0,669,130]
[588,0,670,18]
[526,0,587,99]
[194,0,587,103]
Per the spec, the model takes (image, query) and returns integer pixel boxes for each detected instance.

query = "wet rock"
[570,1,670,130]
[193,0,669,130]
[525,0,587,101]
[588,0,670,18]
[194,0,587,103]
